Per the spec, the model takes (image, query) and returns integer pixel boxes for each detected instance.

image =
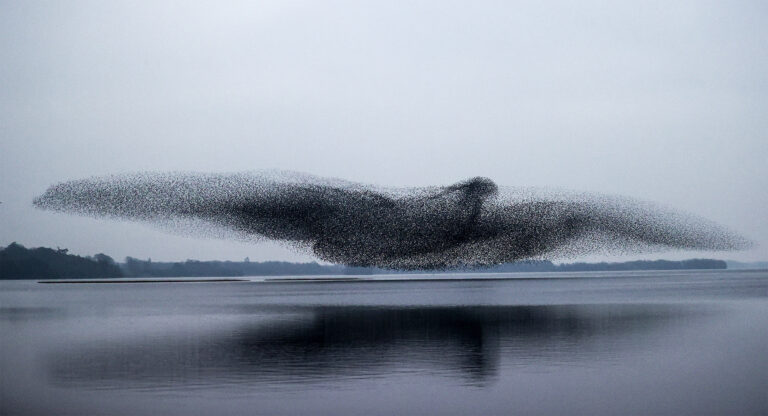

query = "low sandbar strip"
[38,279,247,284]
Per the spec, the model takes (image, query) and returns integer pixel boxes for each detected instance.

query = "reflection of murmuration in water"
[34,171,752,270]
[46,304,694,388]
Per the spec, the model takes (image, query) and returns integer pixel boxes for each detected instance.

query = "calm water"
[1,270,767,415]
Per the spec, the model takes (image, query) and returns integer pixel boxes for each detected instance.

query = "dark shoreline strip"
[38,279,247,284]
[256,271,732,284]
[264,277,369,282]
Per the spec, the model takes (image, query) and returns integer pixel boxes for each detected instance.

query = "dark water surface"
[1,270,767,415]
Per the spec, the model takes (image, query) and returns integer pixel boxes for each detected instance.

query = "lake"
[1,270,767,415]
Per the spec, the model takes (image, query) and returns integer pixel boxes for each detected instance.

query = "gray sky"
[2,0,767,263]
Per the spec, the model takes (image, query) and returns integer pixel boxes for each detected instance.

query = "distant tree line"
[0,242,727,280]
[0,242,122,279]
[552,259,726,271]
[121,257,347,277]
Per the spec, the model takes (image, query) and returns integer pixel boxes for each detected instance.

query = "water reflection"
[47,304,695,389]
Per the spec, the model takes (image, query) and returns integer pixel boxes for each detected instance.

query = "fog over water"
[2,270,767,415]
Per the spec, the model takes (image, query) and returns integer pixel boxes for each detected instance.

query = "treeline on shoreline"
[1,242,729,280]
[0,242,122,279]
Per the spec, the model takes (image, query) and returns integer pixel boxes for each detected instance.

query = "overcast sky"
[1,0,766,263]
